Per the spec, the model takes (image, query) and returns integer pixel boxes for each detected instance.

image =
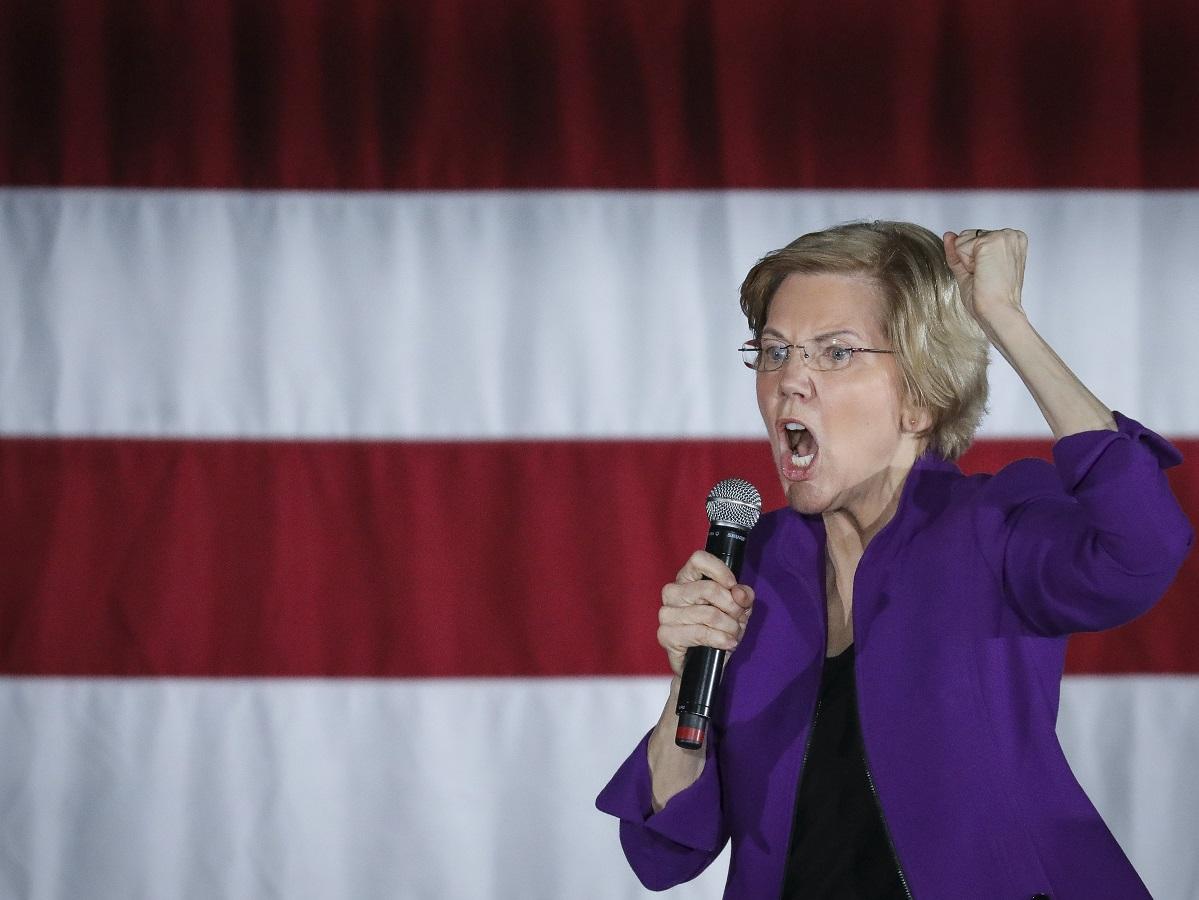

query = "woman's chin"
[783,481,829,516]
[774,449,833,514]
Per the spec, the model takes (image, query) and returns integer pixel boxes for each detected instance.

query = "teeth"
[784,422,806,432]
[791,452,815,468]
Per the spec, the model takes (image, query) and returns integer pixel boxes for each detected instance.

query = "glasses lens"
[739,342,761,370]
[813,342,853,371]
[760,340,789,371]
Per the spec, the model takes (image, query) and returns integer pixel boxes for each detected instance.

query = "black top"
[780,645,908,899]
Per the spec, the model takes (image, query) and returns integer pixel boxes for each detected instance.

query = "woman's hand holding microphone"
[647,550,755,811]
[658,550,755,676]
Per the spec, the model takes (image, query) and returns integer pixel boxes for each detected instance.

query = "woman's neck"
[821,457,915,559]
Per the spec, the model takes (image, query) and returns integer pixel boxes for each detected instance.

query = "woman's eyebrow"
[812,329,861,342]
[761,327,861,341]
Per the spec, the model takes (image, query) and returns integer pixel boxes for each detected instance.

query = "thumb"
[942,231,971,279]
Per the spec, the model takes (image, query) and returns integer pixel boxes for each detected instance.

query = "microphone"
[675,477,762,750]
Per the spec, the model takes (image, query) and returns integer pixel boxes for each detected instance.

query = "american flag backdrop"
[2,3,1198,898]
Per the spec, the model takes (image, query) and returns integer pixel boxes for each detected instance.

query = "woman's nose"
[776,349,814,395]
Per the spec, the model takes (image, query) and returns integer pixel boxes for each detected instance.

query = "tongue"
[792,429,816,456]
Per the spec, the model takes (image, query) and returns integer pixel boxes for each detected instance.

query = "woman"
[596,222,1192,898]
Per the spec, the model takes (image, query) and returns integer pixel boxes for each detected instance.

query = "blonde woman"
[598,222,1192,899]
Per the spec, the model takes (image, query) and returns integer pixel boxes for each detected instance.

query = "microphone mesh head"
[705,478,762,531]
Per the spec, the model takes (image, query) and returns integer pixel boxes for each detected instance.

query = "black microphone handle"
[675,524,748,749]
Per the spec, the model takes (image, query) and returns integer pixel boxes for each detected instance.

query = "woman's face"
[756,272,923,522]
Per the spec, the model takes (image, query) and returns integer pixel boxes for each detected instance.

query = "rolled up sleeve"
[595,729,728,890]
[992,413,1193,635]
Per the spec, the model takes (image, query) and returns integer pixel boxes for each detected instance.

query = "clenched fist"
[943,228,1029,335]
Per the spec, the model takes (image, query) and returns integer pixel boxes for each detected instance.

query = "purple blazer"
[597,414,1192,899]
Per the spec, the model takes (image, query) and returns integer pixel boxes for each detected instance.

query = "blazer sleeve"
[594,727,728,890]
[984,412,1193,636]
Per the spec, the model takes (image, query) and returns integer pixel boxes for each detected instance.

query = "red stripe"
[2,1,1199,189]
[2,437,1195,677]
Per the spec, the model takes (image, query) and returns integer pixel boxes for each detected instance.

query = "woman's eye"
[767,344,788,363]
[827,346,852,363]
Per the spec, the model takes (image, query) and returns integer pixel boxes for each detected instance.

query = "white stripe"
[0,677,725,900]
[3,188,1198,439]
[1055,675,1199,900]
[0,676,1194,900]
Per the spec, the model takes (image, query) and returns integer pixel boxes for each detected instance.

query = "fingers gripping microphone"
[675,478,762,750]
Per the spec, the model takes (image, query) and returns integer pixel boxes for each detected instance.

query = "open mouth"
[782,421,818,473]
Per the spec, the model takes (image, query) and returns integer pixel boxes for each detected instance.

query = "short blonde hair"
[739,221,989,460]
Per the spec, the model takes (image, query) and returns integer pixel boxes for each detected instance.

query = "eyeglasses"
[739,337,896,373]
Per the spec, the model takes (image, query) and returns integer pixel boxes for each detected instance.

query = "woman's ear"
[901,403,933,434]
